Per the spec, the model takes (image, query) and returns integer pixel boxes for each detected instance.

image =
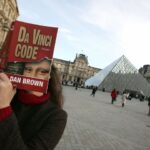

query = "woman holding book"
[0,59,67,150]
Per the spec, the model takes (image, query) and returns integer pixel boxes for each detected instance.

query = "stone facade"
[53,54,101,87]
[139,65,150,83]
[0,0,19,49]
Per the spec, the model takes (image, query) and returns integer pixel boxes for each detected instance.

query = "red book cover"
[0,20,58,93]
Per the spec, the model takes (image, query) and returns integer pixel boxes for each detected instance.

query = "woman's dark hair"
[48,64,64,108]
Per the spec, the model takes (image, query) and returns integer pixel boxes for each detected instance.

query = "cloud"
[81,0,150,31]
[59,28,72,34]
[18,9,40,22]
[121,20,150,67]
[78,0,150,68]
[58,27,79,42]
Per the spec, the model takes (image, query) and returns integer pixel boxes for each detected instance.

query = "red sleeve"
[0,106,13,121]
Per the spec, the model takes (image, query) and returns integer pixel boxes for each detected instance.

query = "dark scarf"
[17,90,50,105]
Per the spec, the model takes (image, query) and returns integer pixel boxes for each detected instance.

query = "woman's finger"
[0,73,10,82]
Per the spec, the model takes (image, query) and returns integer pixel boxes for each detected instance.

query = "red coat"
[111,90,117,99]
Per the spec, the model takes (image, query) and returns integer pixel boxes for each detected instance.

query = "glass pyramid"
[85,55,150,96]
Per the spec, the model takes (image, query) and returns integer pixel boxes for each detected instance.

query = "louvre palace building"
[139,65,150,83]
[0,0,19,49]
[53,54,101,87]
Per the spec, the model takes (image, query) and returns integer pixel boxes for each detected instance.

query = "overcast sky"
[17,0,150,69]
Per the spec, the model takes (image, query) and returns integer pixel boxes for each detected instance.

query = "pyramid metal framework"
[85,55,150,96]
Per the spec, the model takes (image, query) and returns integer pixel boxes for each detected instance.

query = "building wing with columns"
[53,54,101,87]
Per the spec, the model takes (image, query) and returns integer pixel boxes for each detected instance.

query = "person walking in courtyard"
[90,86,98,97]
[121,91,129,107]
[148,96,150,116]
[75,82,79,90]
[111,88,117,104]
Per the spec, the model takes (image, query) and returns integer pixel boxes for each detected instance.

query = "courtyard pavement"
[55,86,150,150]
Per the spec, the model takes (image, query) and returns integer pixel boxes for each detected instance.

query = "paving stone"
[55,86,150,150]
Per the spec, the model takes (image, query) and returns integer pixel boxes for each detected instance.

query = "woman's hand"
[0,73,16,108]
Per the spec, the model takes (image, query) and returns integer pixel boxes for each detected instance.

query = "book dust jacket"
[0,20,58,93]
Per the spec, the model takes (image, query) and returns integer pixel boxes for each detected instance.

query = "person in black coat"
[148,97,150,116]
[0,59,67,150]
[90,86,98,97]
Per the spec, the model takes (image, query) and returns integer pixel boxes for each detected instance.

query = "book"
[0,20,58,93]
